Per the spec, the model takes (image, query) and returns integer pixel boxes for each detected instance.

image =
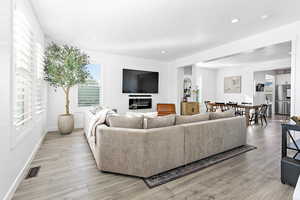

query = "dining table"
[208,102,261,126]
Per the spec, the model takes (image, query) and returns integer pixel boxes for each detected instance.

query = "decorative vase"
[58,114,74,134]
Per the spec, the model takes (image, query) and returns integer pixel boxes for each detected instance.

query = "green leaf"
[44,42,90,88]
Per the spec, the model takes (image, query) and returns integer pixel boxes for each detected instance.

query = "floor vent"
[26,166,40,179]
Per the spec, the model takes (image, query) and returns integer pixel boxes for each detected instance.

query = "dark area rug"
[143,144,256,188]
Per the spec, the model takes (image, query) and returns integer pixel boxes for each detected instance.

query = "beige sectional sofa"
[86,113,247,178]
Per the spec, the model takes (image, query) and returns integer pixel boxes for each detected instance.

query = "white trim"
[3,131,47,200]
[47,125,58,132]
[291,36,297,116]
[11,0,46,148]
[9,0,14,150]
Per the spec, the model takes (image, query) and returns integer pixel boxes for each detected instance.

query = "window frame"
[11,3,46,148]
[77,64,103,108]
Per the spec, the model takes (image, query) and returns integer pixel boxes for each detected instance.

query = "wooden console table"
[181,102,199,115]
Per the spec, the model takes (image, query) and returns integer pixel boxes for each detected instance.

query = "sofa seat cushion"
[145,114,175,129]
[209,110,235,120]
[108,115,144,129]
[175,113,210,125]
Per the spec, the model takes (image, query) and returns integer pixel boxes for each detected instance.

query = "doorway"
[253,68,291,119]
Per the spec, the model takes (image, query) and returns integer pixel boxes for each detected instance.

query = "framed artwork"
[256,83,265,92]
[224,76,241,93]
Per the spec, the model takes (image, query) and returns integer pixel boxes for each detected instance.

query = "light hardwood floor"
[13,118,294,200]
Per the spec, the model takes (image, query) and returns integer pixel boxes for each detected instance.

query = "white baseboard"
[47,125,58,132]
[3,132,47,200]
[47,125,83,133]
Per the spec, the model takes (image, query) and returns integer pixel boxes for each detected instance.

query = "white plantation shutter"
[78,80,100,107]
[99,84,103,107]
[35,43,45,114]
[13,10,35,128]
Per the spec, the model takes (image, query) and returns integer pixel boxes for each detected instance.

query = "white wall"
[276,73,291,85]
[175,65,217,113]
[215,59,290,103]
[253,70,276,115]
[0,0,47,199]
[47,51,170,131]
[168,19,300,115]
[216,67,254,103]
[253,70,275,104]
[193,66,217,112]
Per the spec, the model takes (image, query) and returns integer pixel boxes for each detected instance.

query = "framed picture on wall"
[256,83,265,92]
[224,76,241,93]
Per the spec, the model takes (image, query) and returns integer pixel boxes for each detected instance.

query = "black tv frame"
[122,68,159,94]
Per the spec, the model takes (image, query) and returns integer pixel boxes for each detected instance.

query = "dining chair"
[241,102,252,105]
[249,104,268,125]
[237,102,252,116]
[204,101,210,112]
[226,103,238,114]
[215,102,226,112]
[204,101,216,112]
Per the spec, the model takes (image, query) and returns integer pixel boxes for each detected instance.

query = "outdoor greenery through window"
[78,64,101,107]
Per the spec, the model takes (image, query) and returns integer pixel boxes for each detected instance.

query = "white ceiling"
[201,41,291,67]
[30,0,300,61]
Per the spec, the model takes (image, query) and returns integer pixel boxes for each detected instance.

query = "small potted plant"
[44,43,90,134]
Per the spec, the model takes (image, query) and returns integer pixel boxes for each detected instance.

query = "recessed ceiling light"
[231,18,239,24]
[261,14,269,19]
[161,50,166,54]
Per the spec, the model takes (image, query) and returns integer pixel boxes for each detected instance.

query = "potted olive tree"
[44,43,90,134]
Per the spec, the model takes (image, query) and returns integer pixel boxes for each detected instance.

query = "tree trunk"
[64,88,70,115]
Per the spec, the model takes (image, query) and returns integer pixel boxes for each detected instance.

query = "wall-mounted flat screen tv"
[122,69,159,93]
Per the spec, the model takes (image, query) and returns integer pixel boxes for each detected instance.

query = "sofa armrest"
[97,125,185,177]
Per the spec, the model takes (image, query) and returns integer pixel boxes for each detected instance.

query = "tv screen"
[122,69,159,93]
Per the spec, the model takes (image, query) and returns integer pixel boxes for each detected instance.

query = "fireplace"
[129,98,152,110]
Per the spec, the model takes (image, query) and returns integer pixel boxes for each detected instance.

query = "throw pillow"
[209,110,235,120]
[175,113,210,125]
[145,114,175,129]
[108,115,144,129]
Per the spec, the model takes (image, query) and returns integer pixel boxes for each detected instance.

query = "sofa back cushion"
[175,113,210,125]
[126,112,158,118]
[108,115,144,129]
[209,110,235,120]
[145,114,175,129]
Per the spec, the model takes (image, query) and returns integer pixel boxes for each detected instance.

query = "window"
[13,10,35,128]
[78,64,101,107]
[13,9,45,136]
[35,43,45,114]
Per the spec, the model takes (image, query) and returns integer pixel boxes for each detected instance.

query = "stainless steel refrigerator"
[275,84,291,115]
